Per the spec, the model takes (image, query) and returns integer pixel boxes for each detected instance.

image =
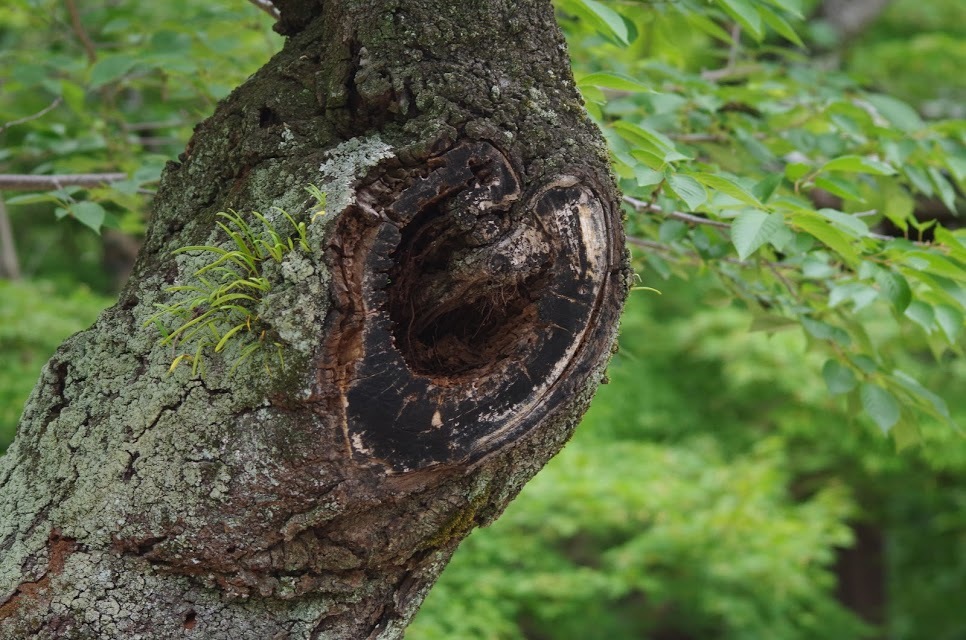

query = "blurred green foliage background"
[1,0,964,638]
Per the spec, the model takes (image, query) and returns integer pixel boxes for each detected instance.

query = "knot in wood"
[323,141,622,471]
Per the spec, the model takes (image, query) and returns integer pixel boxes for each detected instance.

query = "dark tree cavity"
[0,1,627,638]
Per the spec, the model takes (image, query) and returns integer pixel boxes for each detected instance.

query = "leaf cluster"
[0,0,280,236]
[561,0,966,445]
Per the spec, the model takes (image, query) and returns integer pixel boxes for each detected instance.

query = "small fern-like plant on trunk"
[146,208,310,377]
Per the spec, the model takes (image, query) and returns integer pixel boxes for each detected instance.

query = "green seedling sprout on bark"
[146,206,312,377]
[305,184,328,220]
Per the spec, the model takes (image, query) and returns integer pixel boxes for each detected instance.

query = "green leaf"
[829,282,878,311]
[666,174,707,211]
[892,419,921,451]
[752,174,783,203]
[613,121,690,163]
[904,300,935,333]
[801,317,851,347]
[5,193,62,206]
[658,220,688,243]
[934,304,963,342]
[635,167,664,188]
[861,383,900,434]
[684,10,736,43]
[763,0,804,19]
[784,163,812,182]
[88,55,137,88]
[928,167,958,214]
[731,210,784,260]
[892,370,950,418]
[903,166,933,197]
[578,72,650,92]
[692,172,762,207]
[717,0,764,40]
[758,5,803,46]
[560,0,630,45]
[820,155,897,176]
[814,176,864,203]
[790,213,859,265]
[850,354,878,374]
[815,208,869,238]
[875,271,912,313]
[69,201,106,233]
[60,80,86,116]
[946,155,966,184]
[865,94,925,133]
[630,149,669,171]
[822,359,856,395]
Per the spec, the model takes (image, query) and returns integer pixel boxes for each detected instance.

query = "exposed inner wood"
[320,139,619,472]
[387,166,553,380]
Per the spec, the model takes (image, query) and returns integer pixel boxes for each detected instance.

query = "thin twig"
[0,195,21,280]
[248,0,281,19]
[623,195,731,229]
[0,97,63,135]
[0,173,127,190]
[65,0,97,63]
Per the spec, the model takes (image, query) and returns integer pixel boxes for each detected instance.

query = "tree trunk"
[0,1,627,637]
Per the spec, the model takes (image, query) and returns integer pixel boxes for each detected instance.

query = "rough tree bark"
[0,1,627,637]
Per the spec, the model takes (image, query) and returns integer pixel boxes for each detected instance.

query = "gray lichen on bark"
[0,1,628,638]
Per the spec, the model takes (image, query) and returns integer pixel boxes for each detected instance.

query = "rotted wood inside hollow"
[323,141,619,472]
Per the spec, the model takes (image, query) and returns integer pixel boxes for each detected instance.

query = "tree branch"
[65,0,97,63]
[247,0,281,19]
[0,97,63,135]
[0,173,127,190]
[623,195,731,229]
